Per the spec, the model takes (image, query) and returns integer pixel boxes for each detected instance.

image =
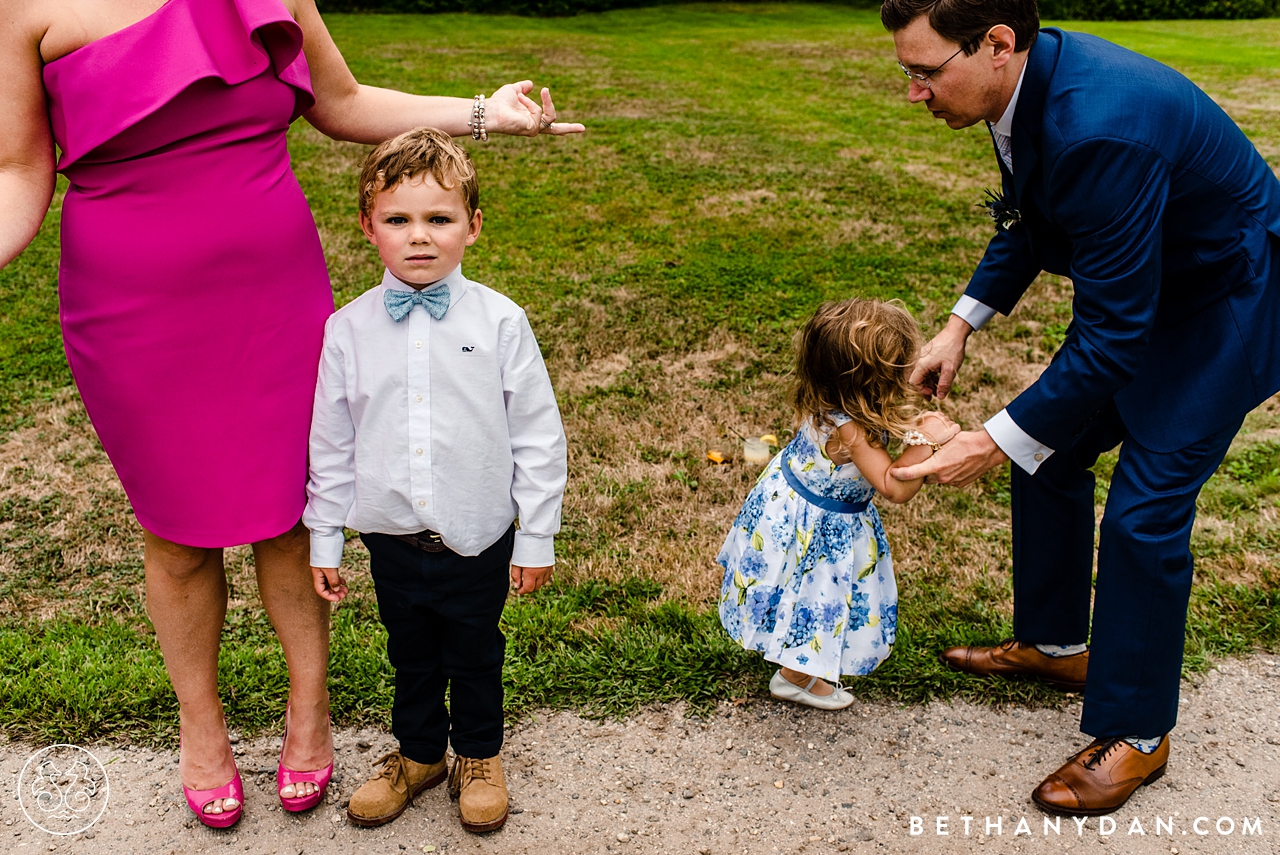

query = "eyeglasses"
[897,45,966,89]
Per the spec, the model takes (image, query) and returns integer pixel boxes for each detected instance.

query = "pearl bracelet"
[468,94,487,141]
[901,429,942,453]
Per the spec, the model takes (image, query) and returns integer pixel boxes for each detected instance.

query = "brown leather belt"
[391,530,448,553]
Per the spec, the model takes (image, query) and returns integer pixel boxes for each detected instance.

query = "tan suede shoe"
[1032,736,1169,816]
[346,751,447,827]
[448,754,509,833]
[939,639,1088,691]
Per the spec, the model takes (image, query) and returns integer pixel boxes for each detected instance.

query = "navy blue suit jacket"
[966,29,1280,453]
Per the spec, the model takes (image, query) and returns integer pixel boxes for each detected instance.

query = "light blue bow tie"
[384,285,450,322]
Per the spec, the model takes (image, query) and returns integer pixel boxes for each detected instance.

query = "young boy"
[304,127,566,833]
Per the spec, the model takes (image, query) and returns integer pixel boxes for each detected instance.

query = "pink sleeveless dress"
[43,0,334,547]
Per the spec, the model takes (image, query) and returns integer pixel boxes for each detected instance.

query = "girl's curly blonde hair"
[792,299,923,448]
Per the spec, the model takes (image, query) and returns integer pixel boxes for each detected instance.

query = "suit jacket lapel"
[1010,28,1061,205]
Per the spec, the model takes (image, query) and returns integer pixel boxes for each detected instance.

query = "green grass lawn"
[2,5,1279,744]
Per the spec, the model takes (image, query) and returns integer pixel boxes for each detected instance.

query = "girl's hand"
[917,410,957,430]
[312,565,349,602]
[486,82,586,137]
[917,412,961,446]
[510,564,554,595]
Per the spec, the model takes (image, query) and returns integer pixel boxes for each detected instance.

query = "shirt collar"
[380,264,469,298]
[990,60,1028,137]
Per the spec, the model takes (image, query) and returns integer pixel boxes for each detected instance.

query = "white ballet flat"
[769,670,854,710]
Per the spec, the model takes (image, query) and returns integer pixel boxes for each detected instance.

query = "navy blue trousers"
[361,527,513,763]
[1010,402,1243,739]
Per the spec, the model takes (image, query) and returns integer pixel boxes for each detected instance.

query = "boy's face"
[360,173,482,289]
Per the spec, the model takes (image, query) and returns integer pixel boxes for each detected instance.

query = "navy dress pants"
[1009,402,1243,739]
[361,526,513,764]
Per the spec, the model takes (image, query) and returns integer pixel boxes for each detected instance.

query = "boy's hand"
[312,565,349,603]
[510,564,553,595]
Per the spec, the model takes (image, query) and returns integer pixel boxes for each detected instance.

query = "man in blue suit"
[881,0,1280,815]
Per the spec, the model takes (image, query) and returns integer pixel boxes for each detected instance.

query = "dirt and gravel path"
[3,655,1278,855]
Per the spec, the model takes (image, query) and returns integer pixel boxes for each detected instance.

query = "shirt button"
[1034,452,1045,462]
[418,500,426,507]
[416,448,423,455]
[414,340,423,348]
[415,395,423,402]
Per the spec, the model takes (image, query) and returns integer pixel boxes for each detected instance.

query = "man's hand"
[312,565,349,603]
[911,314,974,400]
[889,429,1009,487]
[511,564,553,595]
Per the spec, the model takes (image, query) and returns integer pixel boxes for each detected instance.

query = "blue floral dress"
[717,414,897,681]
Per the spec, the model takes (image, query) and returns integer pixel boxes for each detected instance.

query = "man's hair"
[358,127,480,220]
[880,0,1040,54]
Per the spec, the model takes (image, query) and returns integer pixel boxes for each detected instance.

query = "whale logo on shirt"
[462,346,475,352]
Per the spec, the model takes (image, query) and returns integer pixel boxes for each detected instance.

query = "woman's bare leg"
[144,531,238,814]
[254,520,333,799]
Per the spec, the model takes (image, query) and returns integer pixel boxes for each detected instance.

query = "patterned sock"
[1034,643,1088,657]
[1123,735,1164,754]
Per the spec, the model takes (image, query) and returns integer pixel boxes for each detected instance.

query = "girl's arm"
[838,413,958,504]
[287,0,584,144]
[0,6,56,271]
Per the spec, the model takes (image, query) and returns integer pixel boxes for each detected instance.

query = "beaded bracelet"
[468,94,487,141]
[901,429,942,453]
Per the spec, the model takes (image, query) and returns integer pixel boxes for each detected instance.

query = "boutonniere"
[980,189,1021,232]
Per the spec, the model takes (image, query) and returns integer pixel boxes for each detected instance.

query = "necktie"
[384,285,450,322]
[990,124,1014,173]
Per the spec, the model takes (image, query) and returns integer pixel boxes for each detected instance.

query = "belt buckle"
[417,531,445,553]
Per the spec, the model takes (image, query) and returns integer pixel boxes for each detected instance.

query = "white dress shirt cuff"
[984,409,1054,475]
[512,531,555,568]
[310,528,346,569]
[952,296,998,332]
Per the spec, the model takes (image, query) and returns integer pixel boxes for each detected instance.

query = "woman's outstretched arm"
[0,3,56,271]
[289,0,585,144]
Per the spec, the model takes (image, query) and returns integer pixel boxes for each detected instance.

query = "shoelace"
[460,757,494,784]
[373,752,405,782]
[1082,738,1126,769]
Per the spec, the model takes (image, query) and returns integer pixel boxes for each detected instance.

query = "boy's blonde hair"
[792,299,923,449]
[358,127,479,220]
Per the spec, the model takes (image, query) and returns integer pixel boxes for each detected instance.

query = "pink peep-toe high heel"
[277,702,334,812]
[179,729,244,829]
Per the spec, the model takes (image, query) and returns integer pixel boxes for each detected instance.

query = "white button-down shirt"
[955,60,1055,475]
[305,266,567,569]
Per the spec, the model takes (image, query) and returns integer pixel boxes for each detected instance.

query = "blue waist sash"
[780,456,871,515]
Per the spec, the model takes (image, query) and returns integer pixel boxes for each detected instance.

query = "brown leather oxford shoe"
[938,639,1087,691]
[1032,736,1169,816]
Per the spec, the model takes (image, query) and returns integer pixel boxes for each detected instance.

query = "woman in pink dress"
[1,0,581,828]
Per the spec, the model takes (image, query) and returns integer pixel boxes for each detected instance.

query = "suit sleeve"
[1004,137,1171,452]
[965,219,1044,316]
[964,160,1043,315]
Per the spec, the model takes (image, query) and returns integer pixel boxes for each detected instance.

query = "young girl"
[717,299,957,710]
